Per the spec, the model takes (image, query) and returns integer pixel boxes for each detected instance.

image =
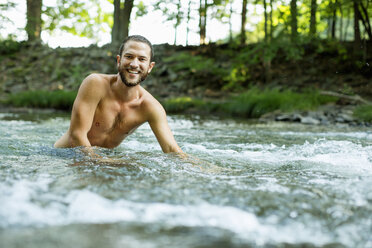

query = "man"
[54,35,184,155]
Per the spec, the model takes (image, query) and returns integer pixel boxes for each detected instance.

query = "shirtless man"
[54,35,183,155]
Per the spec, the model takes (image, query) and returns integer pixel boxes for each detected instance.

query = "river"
[0,111,371,248]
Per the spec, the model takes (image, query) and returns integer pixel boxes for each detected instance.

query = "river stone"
[337,113,355,122]
[300,116,320,125]
[275,114,292,121]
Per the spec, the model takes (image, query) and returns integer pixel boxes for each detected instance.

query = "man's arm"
[68,74,104,147]
[146,99,184,154]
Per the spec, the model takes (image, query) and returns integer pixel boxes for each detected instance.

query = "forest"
[0,0,371,123]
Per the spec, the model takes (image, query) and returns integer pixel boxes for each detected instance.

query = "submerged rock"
[262,105,362,126]
[300,116,320,125]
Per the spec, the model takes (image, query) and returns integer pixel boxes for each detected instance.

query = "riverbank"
[0,92,372,127]
[0,39,371,125]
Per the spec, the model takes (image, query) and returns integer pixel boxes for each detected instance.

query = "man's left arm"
[146,100,184,154]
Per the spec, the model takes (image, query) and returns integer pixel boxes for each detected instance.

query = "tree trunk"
[111,0,133,45]
[26,0,42,42]
[241,0,247,45]
[344,4,351,41]
[122,0,134,40]
[263,0,271,83]
[353,0,362,54]
[339,0,343,40]
[111,0,121,45]
[229,1,233,42]
[269,0,273,40]
[264,0,268,43]
[199,0,207,45]
[290,0,298,41]
[358,1,372,40]
[331,0,337,39]
[174,0,182,45]
[310,0,317,36]
[186,0,191,46]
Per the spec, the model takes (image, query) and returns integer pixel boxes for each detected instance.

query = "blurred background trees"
[6,0,368,47]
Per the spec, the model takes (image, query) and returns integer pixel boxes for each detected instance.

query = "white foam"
[183,139,372,174]
[0,184,335,246]
[277,131,372,140]
[0,176,64,227]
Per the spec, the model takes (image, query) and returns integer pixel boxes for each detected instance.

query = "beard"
[118,66,149,87]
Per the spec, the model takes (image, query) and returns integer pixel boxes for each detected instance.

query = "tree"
[310,0,317,36]
[174,0,182,45]
[112,0,134,45]
[229,1,234,42]
[186,0,193,45]
[199,0,207,44]
[26,0,42,42]
[357,0,372,40]
[290,0,298,41]
[269,0,273,40]
[354,0,362,48]
[241,0,247,45]
[330,0,338,39]
[263,0,268,42]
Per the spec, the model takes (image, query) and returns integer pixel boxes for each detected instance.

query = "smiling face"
[117,40,155,87]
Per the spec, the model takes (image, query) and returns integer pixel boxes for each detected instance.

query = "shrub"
[220,88,337,118]
[353,105,372,122]
[0,38,23,56]
[162,97,206,113]
[5,90,77,110]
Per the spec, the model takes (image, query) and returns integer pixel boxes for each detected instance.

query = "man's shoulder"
[79,73,115,92]
[82,73,114,86]
[140,88,165,116]
[141,88,161,107]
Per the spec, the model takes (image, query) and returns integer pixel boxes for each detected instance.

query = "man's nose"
[129,59,139,67]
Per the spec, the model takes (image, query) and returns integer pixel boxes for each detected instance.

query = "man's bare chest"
[91,100,145,135]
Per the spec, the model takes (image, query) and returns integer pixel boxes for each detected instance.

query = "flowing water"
[0,111,371,248]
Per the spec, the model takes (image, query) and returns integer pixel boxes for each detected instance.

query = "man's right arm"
[67,74,104,147]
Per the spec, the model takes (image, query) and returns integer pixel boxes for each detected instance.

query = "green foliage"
[5,91,77,110]
[43,0,111,41]
[135,1,148,18]
[162,97,206,113]
[164,52,212,72]
[0,38,23,56]
[220,88,338,118]
[353,105,372,122]
[160,89,338,118]
[223,36,305,90]
[163,51,226,80]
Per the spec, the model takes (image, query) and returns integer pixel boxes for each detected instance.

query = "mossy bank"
[0,38,371,124]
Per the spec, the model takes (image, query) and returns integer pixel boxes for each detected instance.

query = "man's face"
[117,40,155,87]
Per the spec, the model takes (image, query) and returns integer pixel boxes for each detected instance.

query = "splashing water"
[0,112,371,248]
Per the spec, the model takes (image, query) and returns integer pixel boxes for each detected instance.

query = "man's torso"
[87,90,147,148]
[56,74,152,148]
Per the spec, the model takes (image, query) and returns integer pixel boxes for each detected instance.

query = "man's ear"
[147,62,155,73]
[116,55,121,67]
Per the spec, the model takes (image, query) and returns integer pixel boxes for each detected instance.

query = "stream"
[0,111,371,248]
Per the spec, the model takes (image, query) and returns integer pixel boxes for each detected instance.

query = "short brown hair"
[118,35,154,61]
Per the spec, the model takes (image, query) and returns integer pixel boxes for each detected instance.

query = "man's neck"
[113,74,141,102]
